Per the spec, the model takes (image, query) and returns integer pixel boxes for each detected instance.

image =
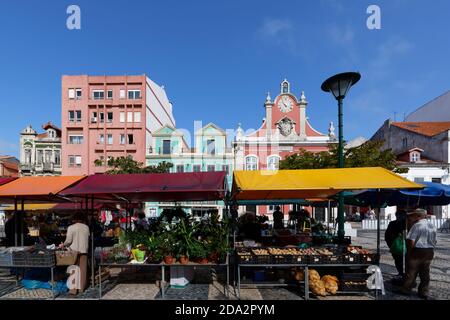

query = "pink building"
[61,75,175,175]
[233,79,337,216]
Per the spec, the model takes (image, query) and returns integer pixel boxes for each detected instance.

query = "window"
[267,156,280,170]
[76,111,82,122]
[107,90,113,99]
[402,138,408,149]
[207,165,215,172]
[127,112,133,122]
[414,177,425,183]
[93,90,104,100]
[68,89,75,99]
[68,111,75,122]
[107,112,113,123]
[222,165,229,174]
[176,165,184,173]
[44,150,51,163]
[75,89,82,99]
[99,134,104,144]
[69,110,81,122]
[68,155,82,167]
[206,139,215,155]
[37,150,43,164]
[120,134,125,145]
[54,150,60,165]
[99,112,105,123]
[245,156,258,171]
[269,205,274,211]
[134,111,141,123]
[162,140,171,154]
[193,165,201,172]
[432,178,442,183]
[91,112,97,123]
[127,134,134,144]
[119,112,125,123]
[24,149,31,164]
[48,130,55,138]
[107,134,113,145]
[119,89,125,99]
[128,90,141,99]
[69,135,83,144]
[410,152,420,163]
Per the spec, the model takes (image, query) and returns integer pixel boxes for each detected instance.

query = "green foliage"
[279,140,408,173]
[94,155,173,174]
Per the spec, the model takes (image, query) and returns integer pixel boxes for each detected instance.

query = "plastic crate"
[340,273,370,292]
[271,254,291,264]
[360,253,375,264]
[254,254,272,264]
[342,253,360,264]
[319,254,343,264]
[236,250,255,264]
[13,250,55,267]
[0,250,13,266]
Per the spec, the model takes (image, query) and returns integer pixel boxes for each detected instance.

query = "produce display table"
[237,262,372,300]
[98,255,230,300]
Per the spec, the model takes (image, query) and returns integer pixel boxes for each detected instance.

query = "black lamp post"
[321,72,361,242]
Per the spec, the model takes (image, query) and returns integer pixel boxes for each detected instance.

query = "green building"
[146,123,234,217]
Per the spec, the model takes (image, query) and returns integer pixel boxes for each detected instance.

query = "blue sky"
[1,0,450,156]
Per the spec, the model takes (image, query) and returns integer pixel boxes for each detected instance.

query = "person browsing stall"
[60,211,90,295]
[400,208,437,299]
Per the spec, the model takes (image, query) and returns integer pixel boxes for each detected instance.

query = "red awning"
[0,177,16,187]
[59,171,227,202]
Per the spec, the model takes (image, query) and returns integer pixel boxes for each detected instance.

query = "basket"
[360,253,375,264]
[319,254,343,264]
[271,254,291,264]
[254,254,272,264]
[288,254,308,264]
[55,250,79,266]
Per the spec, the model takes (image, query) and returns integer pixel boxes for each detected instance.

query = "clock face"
[277,95,293,113]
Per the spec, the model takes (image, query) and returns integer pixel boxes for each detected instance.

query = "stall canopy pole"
[376,189,381,265]
[90,195,95,289]
[20,199,24,246]
[14,197,18,247]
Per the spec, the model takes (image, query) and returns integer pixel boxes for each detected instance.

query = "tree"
[94,156,173,174]
[279,140,408,173]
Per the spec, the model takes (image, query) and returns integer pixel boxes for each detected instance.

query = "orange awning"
[0,176,86,203]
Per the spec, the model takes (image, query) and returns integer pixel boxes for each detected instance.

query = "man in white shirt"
[400,208,437,299]
[62,211,90,295]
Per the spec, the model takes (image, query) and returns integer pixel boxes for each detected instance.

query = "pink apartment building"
[61,75,175,175]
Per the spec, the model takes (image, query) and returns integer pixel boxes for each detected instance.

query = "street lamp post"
[321,72,361,242]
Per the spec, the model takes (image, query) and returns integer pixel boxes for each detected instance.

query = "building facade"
[61,75,175,175]
[371,120,450,219]
[0,156,19,177]
[19,122,62,176]
[233,79,337,217]
[146,123,234,217]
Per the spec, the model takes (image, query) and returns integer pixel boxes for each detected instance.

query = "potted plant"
[189,240,208,264]
[158,232,175,265]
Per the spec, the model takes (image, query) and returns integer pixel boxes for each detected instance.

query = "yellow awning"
[232,167,423,201]
[2,203,57,211]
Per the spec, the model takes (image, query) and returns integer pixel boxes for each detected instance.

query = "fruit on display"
[294,269,304,281]
[268,247,303,255]
[347,246,372,255]
[308,269,321,282]
[252,249,269,255]
[309,279,327,296]
[322,275,339,294]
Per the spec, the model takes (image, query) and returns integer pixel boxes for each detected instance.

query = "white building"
[20,122,62,176]
[371,120,450,219]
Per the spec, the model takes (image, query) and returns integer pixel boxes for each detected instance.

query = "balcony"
[20,163,32,171]
[43,162,54,172]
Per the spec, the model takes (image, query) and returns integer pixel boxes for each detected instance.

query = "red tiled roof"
[392,122,450,137]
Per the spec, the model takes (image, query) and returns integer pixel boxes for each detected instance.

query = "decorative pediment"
[276,117,296,137]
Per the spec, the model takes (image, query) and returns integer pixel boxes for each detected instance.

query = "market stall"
[59,171,230,299]
[0,176,86,299]
[231,167,422,299]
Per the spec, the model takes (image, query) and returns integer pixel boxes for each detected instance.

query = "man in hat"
[400,208,437,299]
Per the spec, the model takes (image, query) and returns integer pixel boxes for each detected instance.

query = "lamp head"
[321,72,361,100]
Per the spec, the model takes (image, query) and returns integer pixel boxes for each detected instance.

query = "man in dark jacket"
[385,209,407,277]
